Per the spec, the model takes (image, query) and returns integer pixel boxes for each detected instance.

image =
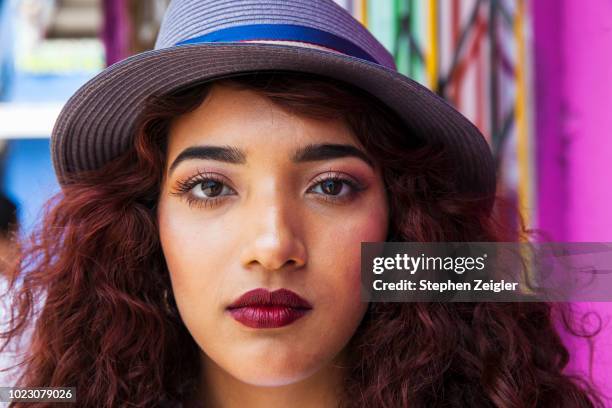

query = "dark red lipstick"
[226,288,313,329]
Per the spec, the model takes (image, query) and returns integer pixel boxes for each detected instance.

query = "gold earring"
[163,288,176,315]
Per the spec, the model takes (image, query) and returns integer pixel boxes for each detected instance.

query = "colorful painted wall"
[532,0,612,397]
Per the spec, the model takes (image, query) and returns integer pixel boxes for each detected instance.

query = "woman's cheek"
[158,203,233,310]
[311,208,387,299]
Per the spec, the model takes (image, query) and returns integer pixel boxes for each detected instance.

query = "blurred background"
[0,0,610,399]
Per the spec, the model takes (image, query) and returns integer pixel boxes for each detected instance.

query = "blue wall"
[1,138,59,236]
[1,72,96,236]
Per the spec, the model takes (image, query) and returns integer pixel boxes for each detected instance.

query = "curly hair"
[0,72,605,407]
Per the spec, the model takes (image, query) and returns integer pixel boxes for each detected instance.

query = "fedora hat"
[50,0,496,206]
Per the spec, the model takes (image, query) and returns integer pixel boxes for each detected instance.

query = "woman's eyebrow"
[168,143,374,175]
[292,143,374,168]
[169,145,246,174]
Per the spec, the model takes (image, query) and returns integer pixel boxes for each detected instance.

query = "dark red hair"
[1,72,604,407]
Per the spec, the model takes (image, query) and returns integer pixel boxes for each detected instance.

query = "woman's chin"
[237,373,311,387]
[217,353,326,387]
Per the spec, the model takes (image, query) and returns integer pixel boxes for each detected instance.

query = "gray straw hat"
[50,0,496,204]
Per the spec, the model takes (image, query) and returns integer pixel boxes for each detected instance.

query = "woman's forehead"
[166,83,361,161]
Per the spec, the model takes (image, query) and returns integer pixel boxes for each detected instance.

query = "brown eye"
[320,179,343,195]
[172,171,237,209]
[192,180,233,198]
[309,176,357,198]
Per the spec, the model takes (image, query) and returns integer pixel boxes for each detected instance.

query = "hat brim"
[50,42,496,201]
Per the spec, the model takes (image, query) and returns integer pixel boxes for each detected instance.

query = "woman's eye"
[309,178,355,197]
[171,173,237,209]
[192,180,234,198]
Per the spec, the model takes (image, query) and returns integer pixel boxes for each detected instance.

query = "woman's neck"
[191,350,348,408]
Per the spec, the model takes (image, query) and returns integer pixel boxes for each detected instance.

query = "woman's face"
[157,83,388,386]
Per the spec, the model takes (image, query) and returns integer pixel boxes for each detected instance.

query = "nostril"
[282,259,298,269]
[240,233,307,270]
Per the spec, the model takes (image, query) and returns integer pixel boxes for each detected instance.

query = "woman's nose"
[239,196,307,272]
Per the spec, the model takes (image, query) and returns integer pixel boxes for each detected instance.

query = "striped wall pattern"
[334,0,535,231]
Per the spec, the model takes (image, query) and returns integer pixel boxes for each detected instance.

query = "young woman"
[1,0,605,407]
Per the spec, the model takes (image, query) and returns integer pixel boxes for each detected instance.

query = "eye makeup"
[306,170,367,205]
[170,170,237,209]
[169,166,369,210]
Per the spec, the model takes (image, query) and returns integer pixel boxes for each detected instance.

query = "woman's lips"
[226,288,312,329]
[227,306,310,328]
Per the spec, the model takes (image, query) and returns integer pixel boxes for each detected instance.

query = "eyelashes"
[170,169,366,209]
[307,171,365,203]
[170,171,234,209]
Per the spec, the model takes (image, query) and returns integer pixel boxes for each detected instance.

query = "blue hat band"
[175,23,379,65]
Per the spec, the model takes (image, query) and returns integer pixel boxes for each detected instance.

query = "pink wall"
[533,0,612,402]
